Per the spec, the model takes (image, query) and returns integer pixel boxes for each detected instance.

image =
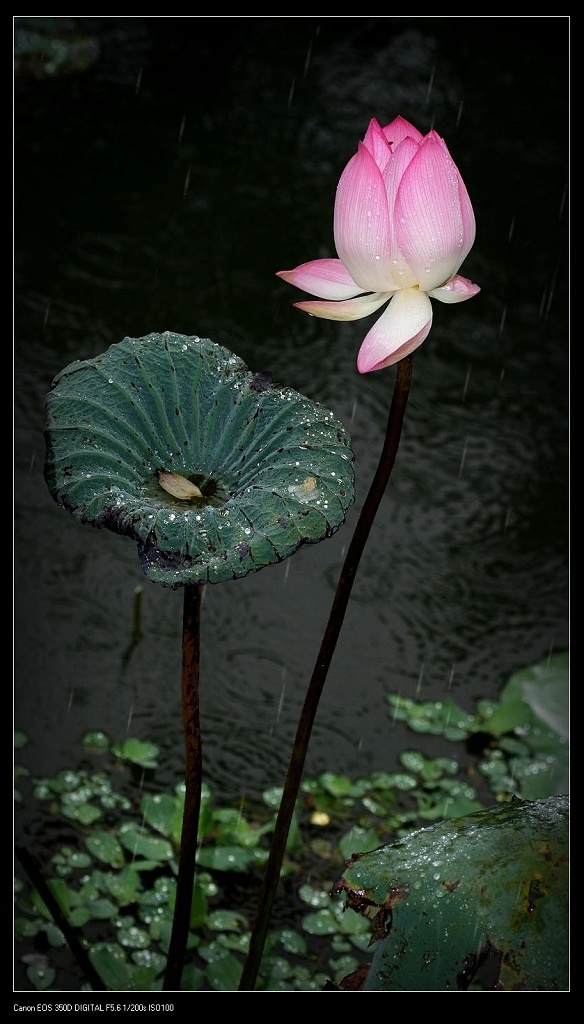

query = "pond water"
[15,18,568,816]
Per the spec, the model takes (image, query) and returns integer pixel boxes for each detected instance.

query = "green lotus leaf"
[335,795,569,991]
[44,332,355,586]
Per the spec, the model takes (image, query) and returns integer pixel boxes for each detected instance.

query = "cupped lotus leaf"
[44,332,355,586]
[334,795,569,991]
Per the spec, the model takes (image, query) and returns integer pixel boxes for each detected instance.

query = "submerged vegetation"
[14,652,567,992]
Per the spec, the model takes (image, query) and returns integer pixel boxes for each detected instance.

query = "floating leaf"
[196,845,254,872]
[207,909,248,932]
[338,826,381,861]
[140,793,177,838]
[204,947,243,991]
[335,795,569,991]
[302,908,338,936]
[81,730,110,751]
[89,943,133,991]
[85,831,125,869]
[118,823,174,863]
[44,332,354,586]
[499,651,569,741]
[111,738,160,769]
[26,964,57,990]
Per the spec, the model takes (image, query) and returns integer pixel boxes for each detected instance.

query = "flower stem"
[239,354,413,991]
[163,581,204,991]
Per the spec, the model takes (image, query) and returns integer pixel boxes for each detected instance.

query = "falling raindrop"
[462,365,471,401]
[283,560,291,584]
[425,64,436,105]
[135,67,143,95]
[287,78,296,109]
[275,669,287,722]
[558,183,567,218]
[236,796,245,830]
[130,833,139,865]
[178,114,186,144]
[415,662,425,697]
[183,166,191,196]
[542,261,559,322]
[458,437,468,478]
[126,705,134,735]
[448,665,455,691]
[43,300,51,329]
[498,304,507,337]
[67,688,74,713]
[508,216,515,243]
[303,39,314,77]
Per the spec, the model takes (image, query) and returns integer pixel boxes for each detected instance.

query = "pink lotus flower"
[277,116,480,373]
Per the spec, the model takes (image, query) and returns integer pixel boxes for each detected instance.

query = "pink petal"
[362,118,393,172]
[356,288,433,373]
[276,259,361,300]
[431,132,477,265]
[380,115,424,148]
[293,292,390,322]
[334,143,398,293]
[381,136,420,288]
[395,135,476,291]
[429,274,481,303]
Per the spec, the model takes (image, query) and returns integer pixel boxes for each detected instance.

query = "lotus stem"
[15,844,107,991]
[163,581,204,991]
[239,354,413,991]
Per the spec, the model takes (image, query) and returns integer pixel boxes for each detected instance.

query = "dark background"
[15,12,568,862]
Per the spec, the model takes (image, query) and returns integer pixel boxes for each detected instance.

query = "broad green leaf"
[339,826,381,860]
[336,795,568,991]
[140,793,177,838]
[104,866,141,906]
[207,909,248,932]
[44,333,354,587]
[118,823,174,863]
[500,651,568,740]
[26,965,56,990]
[85,830,125,869]
[89,943,133,990]
[111,738,159,769]
[85,898,118,921]
[196,845,254,872]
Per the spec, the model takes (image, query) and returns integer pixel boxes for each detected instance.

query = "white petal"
[276,259,361,300]
[429,274,481,303]
[294,292,391,322]
[357,288,433,373]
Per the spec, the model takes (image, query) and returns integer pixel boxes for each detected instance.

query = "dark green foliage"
[337,796,568,991]
[44,333,355,587]
[14,653,568,991]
